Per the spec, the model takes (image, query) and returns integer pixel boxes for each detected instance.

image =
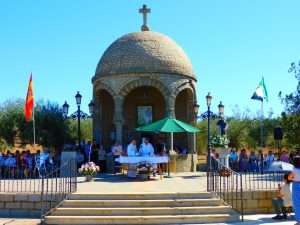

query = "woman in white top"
[291,155,300,225]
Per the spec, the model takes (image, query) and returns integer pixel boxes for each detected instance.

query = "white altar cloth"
[116,156,169,164]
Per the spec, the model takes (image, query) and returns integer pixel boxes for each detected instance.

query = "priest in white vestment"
[139,138,157,176]
[127,140,137,156]
[127,139,138,178]
[139,138,154,156]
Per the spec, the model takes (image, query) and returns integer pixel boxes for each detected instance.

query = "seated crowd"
[0,150,58,178]
[211,148,298,172]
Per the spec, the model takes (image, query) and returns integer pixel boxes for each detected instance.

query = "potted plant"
[78,162,100,182]
[218,167,231,177]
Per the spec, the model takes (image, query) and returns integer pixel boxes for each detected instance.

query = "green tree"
[279,61,300,147]
[66,118,93,144]
[0,99,25,145]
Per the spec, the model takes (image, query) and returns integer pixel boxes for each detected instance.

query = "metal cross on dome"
[139,4,151,31]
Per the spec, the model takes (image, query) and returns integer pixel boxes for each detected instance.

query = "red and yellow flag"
[24,73,34,121]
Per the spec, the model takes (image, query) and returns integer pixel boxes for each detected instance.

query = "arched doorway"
[96,89,115,150]
[174,88,194,152]
[123,86,166,146]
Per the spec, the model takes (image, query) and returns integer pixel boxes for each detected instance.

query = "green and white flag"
[251,77,268,102]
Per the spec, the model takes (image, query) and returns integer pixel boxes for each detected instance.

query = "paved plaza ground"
[76,172,282,193]
[0,172,296,224]
[0,215,296,225]
[77,172,208,193]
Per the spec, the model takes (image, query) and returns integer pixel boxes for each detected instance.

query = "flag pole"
[33,103,36,145]
[260,100,264,149]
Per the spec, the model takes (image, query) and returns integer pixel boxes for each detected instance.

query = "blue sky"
[0,0,299,117]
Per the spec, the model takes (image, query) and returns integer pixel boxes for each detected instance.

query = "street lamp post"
[193,92,225,191]
[62,91,94,150]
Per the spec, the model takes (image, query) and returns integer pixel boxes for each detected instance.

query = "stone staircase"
[44,192,240,224]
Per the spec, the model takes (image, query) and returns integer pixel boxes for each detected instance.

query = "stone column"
[166,94,176,118]
[113,96,124,144]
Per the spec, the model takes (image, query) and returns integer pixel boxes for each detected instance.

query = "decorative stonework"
[91,29,198,171]
[94,31,195,79]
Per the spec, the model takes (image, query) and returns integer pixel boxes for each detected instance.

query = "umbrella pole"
[167,132,173,177]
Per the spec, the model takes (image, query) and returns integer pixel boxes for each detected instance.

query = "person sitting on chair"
[272,172,293,220]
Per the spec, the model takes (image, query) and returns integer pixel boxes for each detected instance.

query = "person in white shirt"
[139,138,157,176]
[139,138,154,156]
[272,173,292,220]
[127,140,137,156]
[126,139,138,178]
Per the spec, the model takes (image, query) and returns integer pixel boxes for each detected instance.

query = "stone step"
[70,192,214,200]
[62,198,221,208]
[45,214,240,225]
[52,205,232,216]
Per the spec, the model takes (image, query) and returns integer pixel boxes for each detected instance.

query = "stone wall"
[228,190,277,214]
[0,193,57,218]
[169,154,197,172]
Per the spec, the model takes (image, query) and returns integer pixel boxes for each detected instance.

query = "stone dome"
[95,31,195,79]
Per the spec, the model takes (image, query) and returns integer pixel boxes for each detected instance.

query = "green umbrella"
[136,117,200,151]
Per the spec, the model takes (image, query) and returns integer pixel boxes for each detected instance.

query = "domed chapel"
[92,5,198,171]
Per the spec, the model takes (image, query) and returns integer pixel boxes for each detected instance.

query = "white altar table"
[115,156,169,164]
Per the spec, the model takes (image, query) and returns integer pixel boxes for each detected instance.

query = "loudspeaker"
[274,127,283,140]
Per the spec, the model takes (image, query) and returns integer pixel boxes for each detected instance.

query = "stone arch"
[119,78,170,101]
[173,81,195,99]
[93,88,115,149]
[94,80,117,98]
[174,87,195,153]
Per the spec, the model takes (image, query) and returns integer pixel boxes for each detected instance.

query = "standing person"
[272,173,293,220]
[84,141,92,162]
[111,141,123,174]
[0,153,4,178]
[257,150,264,173]
[239,149,248,172]
[139,138,156,176]
[280,150,290,163]
[249,151,258,172]
[139,138,154,156]
[266,150,275,169]
[290,155,300,225]
[229,149,238,171]
[91,142,99,163]
[97,145,106,173]
[5,152,16,178]
[127,140,138,178]
[127,140,137,156]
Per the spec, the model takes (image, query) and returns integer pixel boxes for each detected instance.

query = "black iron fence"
[0,160,77,220]
[208,159,244,221]
[40,160,77,220]
[241,171,284,191]
[208,158,288,222]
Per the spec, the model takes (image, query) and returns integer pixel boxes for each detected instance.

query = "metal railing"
[241,171,284,191]
[0,160,77,220]
[0,166,53,193]
[217,158,286,190]
[208,159,244,221]
[40,160,77,220]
